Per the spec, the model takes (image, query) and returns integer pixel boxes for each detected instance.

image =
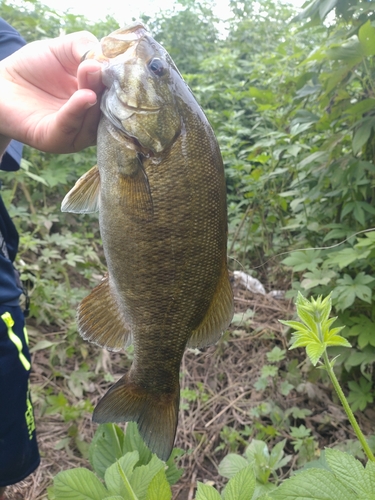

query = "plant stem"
[322,350,375,462]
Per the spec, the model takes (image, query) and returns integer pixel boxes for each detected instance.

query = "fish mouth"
[120,102,161,113]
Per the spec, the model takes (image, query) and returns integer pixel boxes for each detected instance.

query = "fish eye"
[148,58,165,76]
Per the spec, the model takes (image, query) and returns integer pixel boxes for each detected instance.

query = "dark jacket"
[0,18,26,305]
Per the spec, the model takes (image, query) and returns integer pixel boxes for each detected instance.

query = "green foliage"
[50,423,183,500]
[200,294,375,499]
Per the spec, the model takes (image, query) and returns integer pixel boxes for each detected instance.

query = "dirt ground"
[4,279,374,500]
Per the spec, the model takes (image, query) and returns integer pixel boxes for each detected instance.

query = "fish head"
[87,23,183,155]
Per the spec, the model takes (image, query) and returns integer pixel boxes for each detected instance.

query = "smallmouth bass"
[62,22,233,461]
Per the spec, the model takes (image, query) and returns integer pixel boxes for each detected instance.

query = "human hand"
[0,31,105,154]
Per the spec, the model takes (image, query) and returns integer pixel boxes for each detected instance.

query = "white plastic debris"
[233,271,285,299]
[233,271,266,295]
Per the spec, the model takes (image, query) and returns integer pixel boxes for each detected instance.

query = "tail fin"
[92,374,179,461]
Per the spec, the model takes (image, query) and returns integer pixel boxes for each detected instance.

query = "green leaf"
[104,452,139,498]
[89,424,125,480]
[146,469,172,500]
[269,440,288,469]
[347,378,373,411]
[53,468,109,500]
[165,448,184,485]
[281,251,322,272]
[325,449,368,496]
[353,123,372,155]
[218,454,249,479]
[130,455,165,500]
[123,422,153,465]
[364,461,375,495]
[270,468,358,499]
[306,342,325,366]
[195,482,222,500]
[358,20,375,56]
[222,465,256,500]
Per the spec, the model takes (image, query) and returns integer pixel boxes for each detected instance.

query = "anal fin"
[187,265,234,348]
[78,275,132,351]
[93,373,179,462]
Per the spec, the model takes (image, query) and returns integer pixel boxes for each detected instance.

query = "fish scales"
[62,22,233,461]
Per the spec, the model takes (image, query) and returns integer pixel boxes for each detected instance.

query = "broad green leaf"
[364,461,375,495]
[146,469,172,500]
[195,482,222,500]
[53,468,109,500]
[90,424,125,480]
[123,422,153,465]
[130,455,165,500]
[105,452,139,499]
[358,20,375,56]
[103,497,125,500]
[328,39,364,64]
[218,454,249,479]
[325,448,367,496]
[270,468,357,499]
[353,124,372,155]
[346,99,375,117]
[222,465,256,500]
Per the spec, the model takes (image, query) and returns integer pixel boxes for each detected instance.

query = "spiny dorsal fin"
[61,165,100,213]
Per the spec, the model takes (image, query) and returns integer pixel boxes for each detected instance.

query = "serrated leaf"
[306,342,325,365]
[218,454,249,479]
[146,469,172,500]
[89,424,125,479]
[165,448,184,485]
[53,468,109,500]
[123,422,153,465]
[105,452,139,499]
[325,448,367,496]
[222,465,256,500]
[364,461,375,495]
[195,482,222,500]
[270,468,357,499]
[130,455,165,500]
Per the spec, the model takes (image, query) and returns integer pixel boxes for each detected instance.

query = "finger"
[49,31,100,74]
[77,59,105,95]
[45,89,99,153]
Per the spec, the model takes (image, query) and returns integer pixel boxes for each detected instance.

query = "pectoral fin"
[61,165,100,213]
[187,266,234,348]
[78,274,132,351]
[118,155,154,222]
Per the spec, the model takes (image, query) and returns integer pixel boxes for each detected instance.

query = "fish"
[61,22,234,461]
